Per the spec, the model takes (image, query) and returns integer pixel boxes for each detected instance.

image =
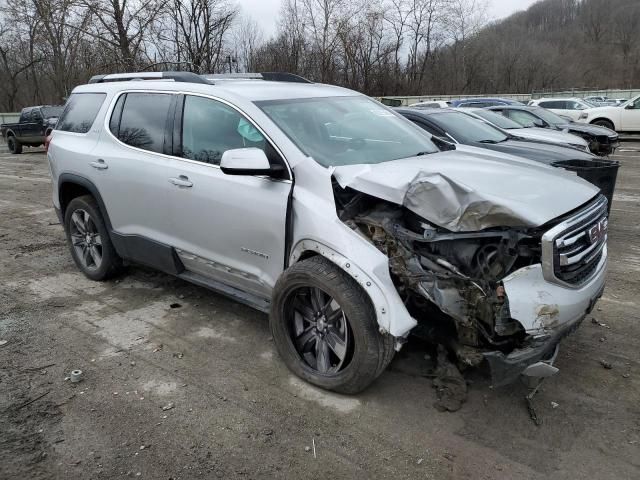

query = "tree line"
[1,0,639,111]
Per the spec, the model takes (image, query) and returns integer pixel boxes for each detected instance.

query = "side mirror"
[431,136,456,151]
[625,103,636,110]
[533,118,546,128]
[220,148,273,176]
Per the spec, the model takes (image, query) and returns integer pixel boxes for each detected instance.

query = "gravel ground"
[1,143,639,479]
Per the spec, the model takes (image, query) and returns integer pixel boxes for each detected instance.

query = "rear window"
[57,93,106,133]
[109,93,173,154]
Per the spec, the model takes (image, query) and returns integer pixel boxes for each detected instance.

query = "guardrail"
[380,88,640,106]
[0,112,20,124]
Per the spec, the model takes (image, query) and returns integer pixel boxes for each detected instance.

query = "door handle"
[169,175,193,188]
[89,159,108,170]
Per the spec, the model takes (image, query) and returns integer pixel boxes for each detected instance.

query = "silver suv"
[48,72,608,393]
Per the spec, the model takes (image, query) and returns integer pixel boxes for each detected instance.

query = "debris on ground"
[161,402,175,411]
[551,401,559,409]
[0,339,8,347]
[304,446,311,452]
[169,303,182,309]
[16,390,51,410]
[432,345,467,412]
[417,458,424,465]
[172,352,184,359]
[622,373,630,379]
[153,344,163,352]
[600,360,613,369]
[70,369,83,383]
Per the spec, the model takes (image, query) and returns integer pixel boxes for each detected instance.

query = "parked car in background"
[47,71,609,391]
[575,95,640,132]
[410,100,451,109]
[1,105,64,154]
[396,107,618,204]
[467,108,589,151]
[583,96,616,106]
[450,97,524,108]
[487,105,619,156]
[528,98,595,121]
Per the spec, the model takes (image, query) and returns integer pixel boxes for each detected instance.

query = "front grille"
[542,196,608,287]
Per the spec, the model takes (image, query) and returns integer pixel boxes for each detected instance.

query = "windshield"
[42,106,64,119]
[432,111,508,143]
[531,107,567,126]
[256,96,438,167]
[471,109,522,130]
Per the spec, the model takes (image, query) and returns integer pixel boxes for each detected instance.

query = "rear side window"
[539,101,565,109]
[58,93,106,133]
[110,93,173,153]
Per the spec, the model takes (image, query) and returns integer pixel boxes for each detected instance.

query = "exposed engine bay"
[333,181,545,366]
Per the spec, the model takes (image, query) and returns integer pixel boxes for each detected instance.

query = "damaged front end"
[333,181,607,386]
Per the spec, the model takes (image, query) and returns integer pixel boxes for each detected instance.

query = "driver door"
[164,94,292,298]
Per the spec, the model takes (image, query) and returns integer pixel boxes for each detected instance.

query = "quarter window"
[57,93,107,133]
[112,93,173,153]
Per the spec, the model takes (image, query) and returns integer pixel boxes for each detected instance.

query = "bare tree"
[79,0,168,70]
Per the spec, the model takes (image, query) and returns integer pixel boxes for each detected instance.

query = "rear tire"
[7,135,22,154]
[270,256,395,394]
[64,195,123,281]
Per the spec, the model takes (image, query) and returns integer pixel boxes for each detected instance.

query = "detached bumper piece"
[484,312,588,387]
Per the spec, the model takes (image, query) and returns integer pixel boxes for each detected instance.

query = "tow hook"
[523,344,560,426]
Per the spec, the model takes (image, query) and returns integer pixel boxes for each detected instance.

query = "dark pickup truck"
[1,105,64,154]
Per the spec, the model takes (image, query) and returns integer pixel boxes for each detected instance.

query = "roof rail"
[88,71,209,84]
[202,72,312,84]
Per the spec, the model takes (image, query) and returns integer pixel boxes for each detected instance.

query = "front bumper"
[484,256,606,386]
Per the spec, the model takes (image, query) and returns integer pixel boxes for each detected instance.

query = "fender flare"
[289,239,404,336]
[58,173,116,237]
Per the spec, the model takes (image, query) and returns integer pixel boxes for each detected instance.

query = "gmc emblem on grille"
[587,218,608,244]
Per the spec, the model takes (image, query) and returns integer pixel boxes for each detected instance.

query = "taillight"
[44,134,52,152]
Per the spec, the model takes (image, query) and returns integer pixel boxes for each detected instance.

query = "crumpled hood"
[561,121,617,137]
[332,148,599,232]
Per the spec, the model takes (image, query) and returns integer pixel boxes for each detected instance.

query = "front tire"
[64,195,123,281]
[592,119,615,131]
[270,256,395,394]
[7,136,22,154]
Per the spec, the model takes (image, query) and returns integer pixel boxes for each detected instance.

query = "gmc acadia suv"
[48,71,608,393]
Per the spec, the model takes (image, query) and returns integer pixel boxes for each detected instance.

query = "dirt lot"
[1,143,639,480]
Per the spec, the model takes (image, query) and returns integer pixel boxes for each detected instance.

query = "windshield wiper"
[415,151,432,156]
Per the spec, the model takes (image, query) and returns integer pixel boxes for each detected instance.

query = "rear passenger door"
[164,94,291,298]
[92,91,175,246]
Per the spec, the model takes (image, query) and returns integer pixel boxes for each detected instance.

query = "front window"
[256,96,438,167]
[432,111,508,143]
[42,106,64,119]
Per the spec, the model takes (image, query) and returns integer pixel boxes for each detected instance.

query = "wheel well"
[6,130,15,137]
[294,250,319,263]
[59,182,92,216]
[590,118,614,128]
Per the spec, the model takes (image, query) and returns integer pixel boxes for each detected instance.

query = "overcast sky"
[240,0,540,37]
